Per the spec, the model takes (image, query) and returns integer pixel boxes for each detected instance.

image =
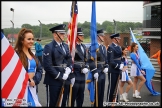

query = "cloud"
[1,1,143,28]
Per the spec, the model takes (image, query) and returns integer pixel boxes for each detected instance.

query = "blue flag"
[86,1,99,104]
[86,72,95,104]
[90,1,99,60]
[130,28,160,96]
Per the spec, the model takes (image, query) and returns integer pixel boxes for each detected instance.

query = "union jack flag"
[1,32,28,106]
[67,1,78,62]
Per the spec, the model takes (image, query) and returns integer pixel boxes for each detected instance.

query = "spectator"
[35,38,44,68]
[150,50,161,71]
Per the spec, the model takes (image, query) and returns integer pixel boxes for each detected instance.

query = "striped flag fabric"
[130,28,160,96]
[67,1,78,62]
[1,32,29,106]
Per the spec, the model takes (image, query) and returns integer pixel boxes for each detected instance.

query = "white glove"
[94,73,99,80]
[71,78,75,87]
[82,68,89,74]
[62,74,68,80]
[119,64,124,70]
[103,68,108,73]
[65,67,71,75]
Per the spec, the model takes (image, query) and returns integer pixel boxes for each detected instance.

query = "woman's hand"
[29,79,35,87]
[122,66,127,72]
[141,70,146,75]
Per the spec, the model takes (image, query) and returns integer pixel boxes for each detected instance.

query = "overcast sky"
[1,1,143,29]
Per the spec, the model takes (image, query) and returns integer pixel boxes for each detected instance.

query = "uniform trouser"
[48,85,61,107]
[71,80,85,107]
[106,72,119,103]
[94,78,105,107]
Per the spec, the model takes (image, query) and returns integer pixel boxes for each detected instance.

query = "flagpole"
[68,1,75,107]
[90,1,99,107]
[95,51,98,107]
[68,1,78,106]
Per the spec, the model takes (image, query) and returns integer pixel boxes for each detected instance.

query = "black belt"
[97,61,105,65]
[74,62,85,67]
[52,64,67,68]
[113,57,121,60]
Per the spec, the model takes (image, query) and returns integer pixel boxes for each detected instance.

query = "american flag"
[67,1,78,62]
[1,32,28,106]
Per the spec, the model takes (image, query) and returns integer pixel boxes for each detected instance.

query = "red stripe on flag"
[17,73,28,98]
[69,13,77,55]
[67,1,78,64]
[13,73,29,106]
[2,60,24,98]
[1,45,14,72]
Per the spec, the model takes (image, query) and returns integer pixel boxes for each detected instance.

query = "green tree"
[102,21,113,30]
[21,24,32,29]
[106,26,113,33]
[82,28,90,38]
[82,21,90,28]
[120,24,126,33]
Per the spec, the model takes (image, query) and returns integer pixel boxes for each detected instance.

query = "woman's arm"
[130,53,142,71]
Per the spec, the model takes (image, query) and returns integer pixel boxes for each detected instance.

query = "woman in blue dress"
[130,42,146,98]
[119,46,133,102]
[14,28,42,106]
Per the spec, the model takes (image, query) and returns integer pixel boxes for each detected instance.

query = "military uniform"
[71,28,89,107]
[88,29,109,107]
[106,33,123,103]
[43,24,73,107]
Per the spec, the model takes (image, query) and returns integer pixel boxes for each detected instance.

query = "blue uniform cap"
[97,29,105,36]
[110,33,121,39]
[49,24,66,33]
[77,28,84,36]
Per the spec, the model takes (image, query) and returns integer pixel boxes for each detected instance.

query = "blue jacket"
[73,43,88,81]
[35,42,43,56]
[88,44,108,79]
[107,42,122,74]
[43,40,73,86]
[33,59,43,85]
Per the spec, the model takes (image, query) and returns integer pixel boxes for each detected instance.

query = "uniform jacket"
[88,44,108,79]
[74,43,87,81]
[43,40,73,86]
[107,42,122,74]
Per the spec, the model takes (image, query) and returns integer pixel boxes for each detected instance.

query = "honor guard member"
[71,28,89,107]
[88,29,109,107]
[106,33,124,103]
[43,24,73,107]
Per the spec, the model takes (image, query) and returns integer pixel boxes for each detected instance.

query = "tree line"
[3,21,142,38]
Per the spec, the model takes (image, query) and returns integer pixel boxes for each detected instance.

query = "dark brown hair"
[121,46,127,55]
[14,28,38,68]
[130,42,138,53]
